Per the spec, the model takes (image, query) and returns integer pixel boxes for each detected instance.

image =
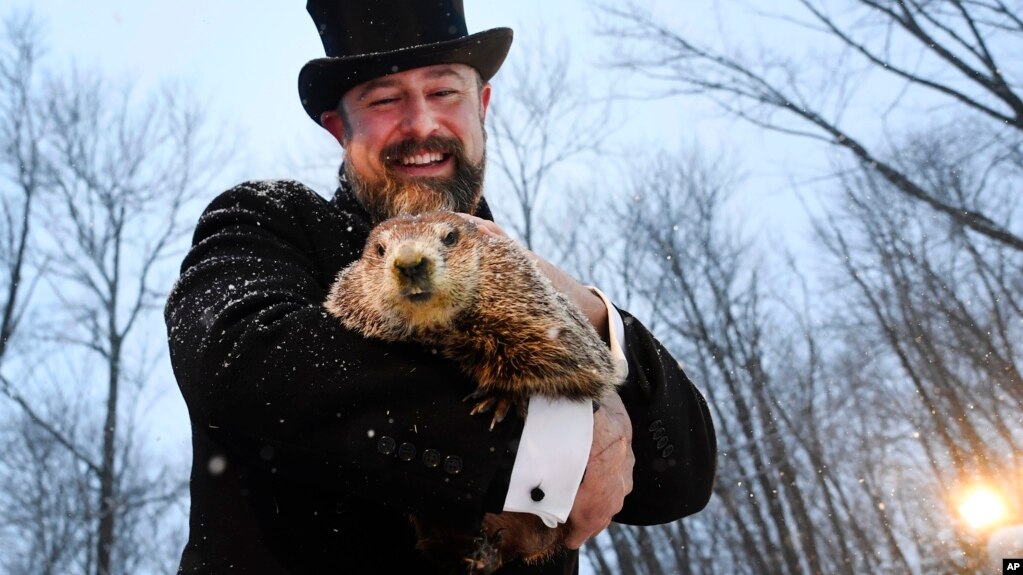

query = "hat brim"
[298,27,512,124]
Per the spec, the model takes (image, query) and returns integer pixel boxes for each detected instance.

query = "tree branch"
[0,373,102,475]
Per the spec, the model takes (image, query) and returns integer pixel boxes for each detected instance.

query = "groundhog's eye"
[376,243,386,257]
[442,229,459,246]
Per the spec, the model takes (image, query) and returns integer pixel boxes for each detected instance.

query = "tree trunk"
[97,319,121,575]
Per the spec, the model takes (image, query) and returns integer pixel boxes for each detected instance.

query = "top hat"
[298,0,513,123]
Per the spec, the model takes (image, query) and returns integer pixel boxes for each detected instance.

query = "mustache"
[381,136,466,165]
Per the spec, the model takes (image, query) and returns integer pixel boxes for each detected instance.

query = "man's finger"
[455,213,508,238]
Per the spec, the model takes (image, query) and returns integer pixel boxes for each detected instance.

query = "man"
[164,1,716,573]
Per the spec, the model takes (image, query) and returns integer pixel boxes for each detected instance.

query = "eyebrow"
[354,66,466,100]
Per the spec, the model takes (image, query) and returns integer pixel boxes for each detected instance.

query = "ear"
[320,110,347,147]
[479,83,492,123]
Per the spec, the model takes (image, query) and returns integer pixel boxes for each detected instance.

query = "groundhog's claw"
[490,400,512,430]
[468,397,508,430]
[462,530,503,575]
[464,556,487,574]
[466,392,495,413]
[465,391,520,430]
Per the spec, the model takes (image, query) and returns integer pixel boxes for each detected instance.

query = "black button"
[530,487,545,502]
[661,445,674,458]
[652,428,665,440]
[398,442,417,462]
[443,455,463,475]
[422,449,441,468]
[656,436,669,449]
[377,436,396,455]
[648,419,663,432]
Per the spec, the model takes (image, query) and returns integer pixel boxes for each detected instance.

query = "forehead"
[374,213,467,239]
[345,63,477,100]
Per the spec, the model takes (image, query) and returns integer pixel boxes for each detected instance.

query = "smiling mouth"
[393,152,451,167]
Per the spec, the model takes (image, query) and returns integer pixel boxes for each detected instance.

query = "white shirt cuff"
[503,396,592,527]
[502,286,629,526]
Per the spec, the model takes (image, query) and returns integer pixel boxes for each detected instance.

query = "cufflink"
[530,486,545,502]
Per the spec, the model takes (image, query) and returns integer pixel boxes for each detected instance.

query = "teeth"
[401,153,444,166]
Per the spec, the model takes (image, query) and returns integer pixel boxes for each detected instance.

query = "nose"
[401,94,439,139]
[395,258,429,280]
[394,245,430,280]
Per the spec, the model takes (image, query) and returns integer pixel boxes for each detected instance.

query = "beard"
[344,134,486,225]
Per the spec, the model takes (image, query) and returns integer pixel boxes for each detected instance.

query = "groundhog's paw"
[463,389,527,431]
[463,530,503,575]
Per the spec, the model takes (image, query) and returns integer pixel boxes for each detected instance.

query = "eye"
[442,229,459,246]
[376,243,386,257]
[369,96,399,107]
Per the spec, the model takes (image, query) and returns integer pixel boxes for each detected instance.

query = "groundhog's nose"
[394,245,430,280]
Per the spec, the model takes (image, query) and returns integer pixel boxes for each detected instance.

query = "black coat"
[165,179,716,574]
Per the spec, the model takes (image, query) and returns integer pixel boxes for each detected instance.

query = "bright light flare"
[958,486,1009,530]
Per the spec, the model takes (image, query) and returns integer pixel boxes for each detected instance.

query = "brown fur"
[324,211,618,573]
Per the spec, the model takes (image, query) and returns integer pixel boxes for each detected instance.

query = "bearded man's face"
[322,63,490,224]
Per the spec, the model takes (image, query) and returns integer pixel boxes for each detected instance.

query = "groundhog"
[324,210,619,574]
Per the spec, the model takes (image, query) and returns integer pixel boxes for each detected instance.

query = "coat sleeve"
[613,308,717,525]
[165,180,519,529]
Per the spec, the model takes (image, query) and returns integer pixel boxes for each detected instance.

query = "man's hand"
[456,213,610,342]
[564,392,634,549]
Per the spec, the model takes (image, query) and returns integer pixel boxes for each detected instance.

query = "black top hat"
[298,0,513,123]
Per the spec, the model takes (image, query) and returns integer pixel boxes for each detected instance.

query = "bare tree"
[598,0,1023,251]
[592,150,782,574]
[570,145,991,574]
[39,72,223,574]
[810,124,1022,572]
[0,10,47,368]
[626,150,830,574]
[0,11,227,574]
[487,29,616,250]
[598,119,1022,575]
